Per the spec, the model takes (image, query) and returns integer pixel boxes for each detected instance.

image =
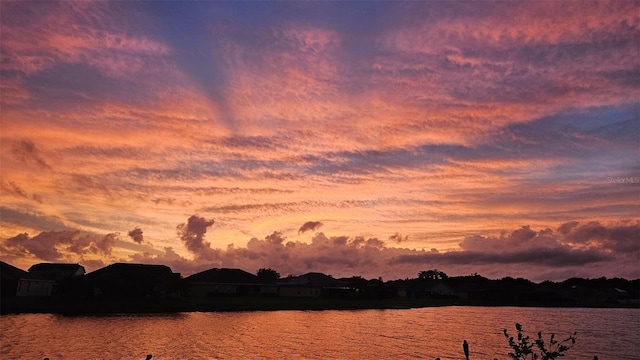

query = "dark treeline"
[1,261,638,314]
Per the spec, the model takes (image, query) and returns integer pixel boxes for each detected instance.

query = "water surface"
[1,307,638,359]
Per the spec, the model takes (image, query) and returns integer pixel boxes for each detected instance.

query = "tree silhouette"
[418,269,448,280]
[257,268,281,283]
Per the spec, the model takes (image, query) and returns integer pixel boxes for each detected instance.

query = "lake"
[1,307,638,359]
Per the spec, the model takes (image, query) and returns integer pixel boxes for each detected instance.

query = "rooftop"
[186,268,259,284]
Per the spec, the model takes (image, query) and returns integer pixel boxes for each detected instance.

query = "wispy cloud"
[10,140,52,170]
[1,1,637,281]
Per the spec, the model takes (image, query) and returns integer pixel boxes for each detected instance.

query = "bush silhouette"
[437,323,579,360]
[503,323,577,360]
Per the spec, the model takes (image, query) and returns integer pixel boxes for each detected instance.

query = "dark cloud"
[450,221,639,269]
[34,220,631,282]
[176,215,217,260]
[25,62,148,109]
[4,232,62,261]
[203,201,309,214]
[365,237,385,249]
[2,230,118,261]
[127,227,144,243]
[391,247,610,267]
[332,236,349,246]
[215,135,280,151]
[81,259,107,272]
[601,67,640,88]
[201,200,380,215]
[148,186,291,200]
[151,197,176,205]
[265,231,285,245]
[389,232,408,243]
[0,207,70,231]
[93,233,117,255]
[459,225,557,254]
[561,220,640,253]
[1,181,43,203]
[108,166,243,183]
[61,145,148,160]
[301,107,640,180]
[558,221,580,235]
[298,221,323,234]
[128,246,220,280]
[212,222,637,280]
[70,174,111,195]
[11,139,51,169]
[1,181,29,199]
[488,107,640,158]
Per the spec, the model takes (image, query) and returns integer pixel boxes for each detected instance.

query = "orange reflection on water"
[0,307,636,359]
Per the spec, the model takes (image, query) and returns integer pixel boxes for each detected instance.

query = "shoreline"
[2,296,637,315]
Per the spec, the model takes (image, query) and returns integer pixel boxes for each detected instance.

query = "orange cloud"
[1,1,637,282]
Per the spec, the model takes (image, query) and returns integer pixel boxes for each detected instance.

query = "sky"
[1,0,638,282]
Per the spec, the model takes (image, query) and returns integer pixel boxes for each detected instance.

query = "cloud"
[391,247,610,267]
[6,221,634,282]
[298,221,323,234]
[176,215,217,260]
[128,246,209,276]
[265,231,286,245]
[92,233,117,255]
[1,181,43,203]
[0,77,30,105]
[1,1,171,78]
[0,207,70,232]
[459,225,549,253]
[560,220,640,253]
[214,227,619,281]
[458,221,640,257]
[200,199,382,216]
[389,232,408,243]
[128,221,639,281]
[11,140,51,170]
[3,232,62,261]
[127,227,144,244]
[1,2,638,283]
[2,230,118,261]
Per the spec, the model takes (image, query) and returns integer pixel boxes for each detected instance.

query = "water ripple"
[0,307,638,359]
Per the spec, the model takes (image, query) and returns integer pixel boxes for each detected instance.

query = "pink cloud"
[176,215,218,260]
[0,2,637,284]
[1,1,170,77]
[2,230,118,261]
[118,221,637,281]
[127,227,144,244]
[0,77,30,105]
[3,220,637,282]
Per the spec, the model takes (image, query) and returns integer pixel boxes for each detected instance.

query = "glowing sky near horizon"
[1,1,638,281]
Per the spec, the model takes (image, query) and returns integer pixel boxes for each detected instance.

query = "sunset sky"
[1,1,638,282]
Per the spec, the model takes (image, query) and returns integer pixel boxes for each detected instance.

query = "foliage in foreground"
[436,323,580,360]
[503,323,577,360]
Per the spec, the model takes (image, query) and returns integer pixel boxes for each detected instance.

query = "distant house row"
[1,261,385,299]
[1,262,85,297]
[3,261,638,306]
